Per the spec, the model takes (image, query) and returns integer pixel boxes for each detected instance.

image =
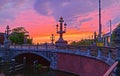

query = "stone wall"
[57,53,110,76]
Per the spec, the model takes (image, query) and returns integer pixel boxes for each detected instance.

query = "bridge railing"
[10,44,117,64]
[9,44,119,75]
[0,44,4,48]
[55,45,117,64]
[10,44,56,50]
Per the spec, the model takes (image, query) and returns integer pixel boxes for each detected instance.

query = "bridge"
[0,44,118,76]
[0,17,119,76]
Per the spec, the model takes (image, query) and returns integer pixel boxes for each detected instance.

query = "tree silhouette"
[9,27,32,44]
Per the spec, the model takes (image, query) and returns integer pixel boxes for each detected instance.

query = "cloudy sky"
[0,0,120,43]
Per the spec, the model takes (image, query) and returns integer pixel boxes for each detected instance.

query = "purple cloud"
[34,0,113,19]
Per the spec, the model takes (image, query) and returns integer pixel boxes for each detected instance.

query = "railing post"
[55,45,58,52]
[75,46,80,54]
[97,48,102,58]
[14,45,16,49]
[87,47,91,56]
[65,45,69,53]
[107,48,112,62]
[36,44,38,50]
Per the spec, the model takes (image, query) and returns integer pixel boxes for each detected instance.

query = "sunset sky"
[0,0,120,43]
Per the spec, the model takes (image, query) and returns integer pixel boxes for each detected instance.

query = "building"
[103,32,111,46]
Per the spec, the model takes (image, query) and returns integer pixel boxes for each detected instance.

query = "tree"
[111,23,120,46]
[9,27,32,44]
[70,39,94,46]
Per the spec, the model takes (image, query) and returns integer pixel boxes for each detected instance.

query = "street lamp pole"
[98,0,102,42]
[110,20,112,46]
[50,34,55,45]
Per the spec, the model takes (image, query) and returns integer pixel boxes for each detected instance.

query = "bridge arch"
[11,52,51,66]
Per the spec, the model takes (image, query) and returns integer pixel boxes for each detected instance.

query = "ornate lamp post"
[55,17,68,47]
[6,25,11,39]
[50,34,55,45]
[94,32,97,45]
[4,25,11,49]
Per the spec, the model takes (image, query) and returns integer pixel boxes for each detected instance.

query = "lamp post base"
[55,40,68,47]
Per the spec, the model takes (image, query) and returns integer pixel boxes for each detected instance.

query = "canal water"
[0,63,78,76]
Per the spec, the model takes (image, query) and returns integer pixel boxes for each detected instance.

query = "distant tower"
[109,20,112,46]
[98,0,102,42]
[50,34,55,44]
[55,17,68,47]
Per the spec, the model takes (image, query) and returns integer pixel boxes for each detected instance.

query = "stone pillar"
[97,48,102,58]
[50,53,57,69]
[87,47,91,56]
[107,49,112,62]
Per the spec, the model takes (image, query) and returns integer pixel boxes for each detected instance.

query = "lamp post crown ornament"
[59,17,64,22]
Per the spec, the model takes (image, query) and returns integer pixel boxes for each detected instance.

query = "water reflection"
[0,64,78,76]
[0,73,4,76]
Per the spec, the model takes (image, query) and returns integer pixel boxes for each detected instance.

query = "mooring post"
[23,57,26,67]
[11,59,15,72]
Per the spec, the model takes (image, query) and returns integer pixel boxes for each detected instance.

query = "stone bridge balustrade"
[9,44,118,65]
[55,45,117,64]
[0,44,117,76]
[9,44,56,51]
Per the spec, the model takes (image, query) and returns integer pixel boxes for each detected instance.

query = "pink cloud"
[5,9,56,43]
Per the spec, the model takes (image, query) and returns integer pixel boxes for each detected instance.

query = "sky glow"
[0,0,120,43]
